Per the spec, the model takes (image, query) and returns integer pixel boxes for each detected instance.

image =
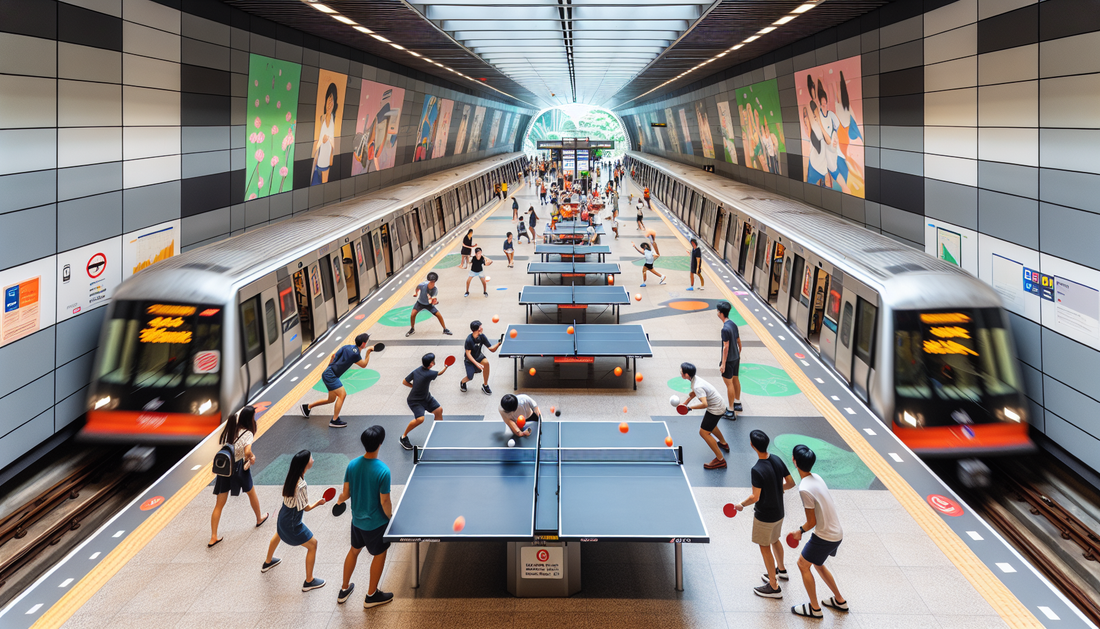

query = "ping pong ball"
[453,516,466,532]
[634,293,642,301]
[619,422,629,433]
[486,276,491,282]
[622,406,628,414]
[614,367,623,376]
[566,326,575,335]
[608,275,614,285]
[665,436,674,447]
[508,439,516,448]
[509,329,518,338]
[635,373,643,383]
[517,416,526,428]
[550,406,556,414]
[529,367,536,376]
[669,395,680,407]
[493,315,500,323]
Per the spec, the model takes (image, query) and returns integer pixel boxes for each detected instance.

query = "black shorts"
[722,359,740,379]
[351,523,391,555]
[408,396,440,419]
[412,302,438,315]
[801,534,842,566]
[700,411,723,432]
[464,360,484,379]
[643,263,654,271]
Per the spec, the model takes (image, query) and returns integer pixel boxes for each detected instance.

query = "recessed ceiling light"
[716,52,727,58]
[409,51,421,57]
[758,26,776,34]
[743,35,759,43]
[730,44,744,50]
[792,3,816,13]
[310,3,336,14]
[333,15,356,25]
[370,34,390,42]
[390,43,405,50]
[353,26,373,34]
[774,15,797,25]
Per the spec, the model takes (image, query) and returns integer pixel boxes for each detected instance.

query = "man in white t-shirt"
[789,444,848,619]
[499,393,541,437]
[679,362,731,470]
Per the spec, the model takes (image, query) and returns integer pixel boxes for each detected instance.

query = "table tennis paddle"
[373,342,385,352]
[323,487,336,502]
[723,503,738,518]
[332,501,347,517]
[786,532,798,548]
[444,355,456,366]
[676,404,689,415]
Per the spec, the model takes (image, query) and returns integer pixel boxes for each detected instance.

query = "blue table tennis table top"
[518,285,630,305]
[526,262,621,285]
[383,420,709,543]
[498,323,652,357]
[533,244,612,262]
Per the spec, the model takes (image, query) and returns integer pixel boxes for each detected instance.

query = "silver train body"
[626,151,1031,457]
[83,153,526,442]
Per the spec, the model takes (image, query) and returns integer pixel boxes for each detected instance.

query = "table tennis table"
[545,224,606,243]
[498,323,652,389]
[518,285,630,323]
[534,244,611,262]
[383,420,709,594]
[527,261,621,285]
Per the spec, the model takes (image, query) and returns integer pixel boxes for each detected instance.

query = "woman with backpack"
[209,405,267,547]
[262,449,328,591]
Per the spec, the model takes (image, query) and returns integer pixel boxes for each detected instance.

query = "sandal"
[822,596,849,612]
[207,537,224,548]
[256,513,269,528]
[791,603,823,618]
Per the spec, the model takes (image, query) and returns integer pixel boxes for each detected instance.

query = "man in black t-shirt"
[460,320,502,395]
[733,429,795,598]
[399,353,451,450]
[302,333,373,428]
[717,301,742,417]
[687,238,705,291]
[464,248,493,297]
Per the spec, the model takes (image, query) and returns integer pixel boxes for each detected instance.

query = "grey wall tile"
[0,330,54,398]
[0,129,56,175]
[0,204,56,271]
[1043,377,1100,447]
[880,204,924,242]
[55,351,94,400]
[1021,361,1043,404]
[1040,128,1100,175]
[0,410,53,469]
[0,374,53,438]
[57,191,122,251]
[1040,74,1100,129]
[978,188,1037,248]
[181,207,230,246]
[181,150,230,179]
[1040,203,1100,271]
[1008,310,1041,369]
[925,0,977,36]
[1042,328,1100,402]
[0,170,57,215]
[55,386,89,430]
[1044,410,1100,473]
[925,178,978,229]
[1039,168,1100,215]
[978,44,1036,85]
[0,75,57,128]
[181,13,230,46]
[1039,30,1100,78]
[182,126,231,153]
[924,23,976,64]
[181,37,230,71]
[58,42,121,83]
[924,56,977,92]
[122,180,180,232]
[880,149,924,176]
[880,126,923,152]
[880,15,923,48]
[978,160,1036,199]
[56,306,105,364]
[0,33,58,78]
[58,80,122,127]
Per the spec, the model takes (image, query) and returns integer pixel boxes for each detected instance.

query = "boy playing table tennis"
[499,393,541,437]
[335,426,394,608]
[460,320,502,395]
[400,353,451,450]
[679,362,731,470]
[301,333,374,428]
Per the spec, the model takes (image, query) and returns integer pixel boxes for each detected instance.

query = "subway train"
[626,151,1032,459]
[82,153,526,443]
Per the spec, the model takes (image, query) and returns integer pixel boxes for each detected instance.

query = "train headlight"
[1003,407,1021,422]
[192,399,218,415]
[899,410,922,427]
[93,396,111,410]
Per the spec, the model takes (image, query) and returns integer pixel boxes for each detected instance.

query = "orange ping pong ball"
[614,366,623,376]
[566,326,575,335]
[492,315,500,323]
[529,367,536,376]
[635,373,643,383]
[634,293,642,301]
[550,406,556,414]
[622,406,628,414]
[453,516,466,532]
[608,275,614,285]
[509,329,518,338]
[665,436,674,447]
[517,416,526,428]
[619,422,629,433]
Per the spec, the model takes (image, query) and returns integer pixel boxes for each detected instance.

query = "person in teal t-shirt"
[335,426,394,608]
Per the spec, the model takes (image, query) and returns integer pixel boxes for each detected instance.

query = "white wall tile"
[925,154,978,186]
[925,56,977,92]
[0,76,57,129]
[1040,129,1100,175]
[924,23,976,65]
[978,44,1037,85]
[123,126,180,160]
[978,127,1038,166]
[57,80,122,127]
[123,154,180,188]
[1040,74,1100,129]
[0,129,56,175]
[122,0,180,34]
[61,0,121,18]
[123,53,180,91]
[58,43,121,83]
[925,0,976,36]
[978,0,1035,20]
[1040,31,1100,78]
[123,21,180,63]
[978,81,1038,127]
[57,127,122,167]
[0,33,57,78]
[925,126,977,159]
[925,88,977,126]
[123,86,180,126]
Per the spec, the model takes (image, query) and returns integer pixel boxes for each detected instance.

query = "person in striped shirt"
[262,450,328,592]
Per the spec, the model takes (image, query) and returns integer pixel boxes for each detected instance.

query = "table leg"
[675,542,683,591]
[631,357,637,390]
[413,542,421,588]
[514,357,519,390]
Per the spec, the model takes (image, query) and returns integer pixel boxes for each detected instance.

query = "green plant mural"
[245,54,301,200]
[524,105,628,157]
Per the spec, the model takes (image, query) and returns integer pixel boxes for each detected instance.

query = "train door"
[238,295,266,397]
[725,215,740,263]
[325,250,349,319]
[712,204,726,252]
[833,286,859,384]
[699,199,714,246]
[806,267,831,350]
[277,274,302,364]
[752,232,771,299]
[736,221,753,276]
[391,219,408,269]
[378,225,393,277]
[292,266,315,347]
[768,241,786,306]
[340,242,360,305]
[789,255,808,336]
[775,248,793,322]
[851,296,878,401]
[258,285,284,379]
[819,271,842,367]
[410,209,424,254]
[317,255,338,327]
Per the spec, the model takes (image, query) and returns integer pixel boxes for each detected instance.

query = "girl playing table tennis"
[262,450,328,592]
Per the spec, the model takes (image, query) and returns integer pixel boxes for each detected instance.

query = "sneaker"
[659,276,667,285]
[482,384,492,395]
[301,404,310,417]
[697,286,704,291]
[406,328,416,337]
[686,287,694,291]
[464,292,469,297]
[460,381,468,393]
[329,419,347,428]
[364,589,394,609]
[337,583,355,604]
[261,557,281,573]
[640,283,647,288]
[762,570,790,582]
[302,578,326,592]
[734,402,743,412]
[724,409,737,421]
[717,441,730,453]
[484,292,488,297]
[442,328,453,336]
[754,583,783,598]
[399,436,413,451]
[703,457,727,470]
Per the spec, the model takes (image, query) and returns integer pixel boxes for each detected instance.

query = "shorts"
[461,247,472,256]
[644,263,654,271]
[504,243,514,252]
[700,411,723,432]
[351,523,391,555]
[691,261,702,274]
[464,360,484,379]
[801,534,842,566]
[752,517,784,546]
[407,396,441,419]
[722,359,740,379]
[212,461,254,496]
[637,214,644,221]
[321,367,343,391]
[468,270,484,278]
[412,302,438,315]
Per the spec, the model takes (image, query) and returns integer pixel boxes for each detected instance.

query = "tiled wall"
[0,0,532,474]
[621,0,1100,475]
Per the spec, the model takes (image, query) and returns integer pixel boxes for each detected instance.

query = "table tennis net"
[544,447,679,464]
[417,447,538,463]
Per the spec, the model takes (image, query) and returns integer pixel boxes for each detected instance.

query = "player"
[407,271,452,337]
[503,232,515,267]
[631,241,666,287]
[687,238,705,291]
[789,444,848,618]
[461,320,502,395]
[679,362,731,470]
[717,301,743,417]
[465,247,493,297]
[499,393,541,438]
[399,353,451,450]
[301,333,374,428]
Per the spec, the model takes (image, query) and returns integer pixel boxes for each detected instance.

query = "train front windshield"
[92,301,223,415]
[893,309,1026,427]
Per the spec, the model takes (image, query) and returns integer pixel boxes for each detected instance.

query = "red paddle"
[323,487,336,502]
[676,404,690,415]
[722,504,738,518]
[786,532,799,548]
[444,355,456,366]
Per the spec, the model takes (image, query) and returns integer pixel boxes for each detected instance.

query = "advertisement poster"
[633,114,645,149]
[499,113,513,149]
[936,227,962,266]
[651,112,664,150]
[507,113,521,145]
[0,257,54,348]
[413,95,441,162]
[124,220,179,278]
[467,106,486,153]
[716,100,738,164]
[351,80,405,175]
[453,104,472,156]
[677,108,694,154]
[795,56,865,197]
[663,108,680,154]
[487,110,503,149]
[432,98,454,159]
[695,101,715,159]
[736,78,785,174]
[309,69,347,185]
[57,237,122,322]
[245,54,301,200]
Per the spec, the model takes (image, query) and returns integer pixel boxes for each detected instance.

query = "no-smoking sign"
[87,253,107,279]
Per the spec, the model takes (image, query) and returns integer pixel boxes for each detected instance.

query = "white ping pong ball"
[508,439,516,448]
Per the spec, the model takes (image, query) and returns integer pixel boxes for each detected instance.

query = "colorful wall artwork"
[432,98,454,159]
[716,100,738,164]
[795,56,866,198]
[467,106,487,153]
[245,54,301,200]
[735,78,785,174]
[487,109,503,149]
[351,80,404,175]
[695,101,715,159]
[677,108,694,154]
[650,112,664,150]
[663,108,680,154]
[309,69,347,185]
[413,95,441,162]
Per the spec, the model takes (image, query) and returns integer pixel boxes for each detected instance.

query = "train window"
[840,302,854,347]
[278,283,295,319]
[854,298,876,363]
[825,283,842,324]
[264,299,279,345]
[318,257,334,300]
[240,298,263,362]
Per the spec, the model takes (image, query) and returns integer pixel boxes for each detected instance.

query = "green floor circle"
[311,368,380,395]
[769,434,877,490]
[433,253,461,269]
[739,363,799,397]
[631,255,691,271]
[379,305,436,327]
[666,377,692,394]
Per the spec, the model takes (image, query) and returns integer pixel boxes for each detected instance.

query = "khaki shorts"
[752,517,783,546]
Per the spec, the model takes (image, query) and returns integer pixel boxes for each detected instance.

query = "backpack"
[212,443,235,477]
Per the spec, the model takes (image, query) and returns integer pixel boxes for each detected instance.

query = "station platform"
[7,177,1088,629]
